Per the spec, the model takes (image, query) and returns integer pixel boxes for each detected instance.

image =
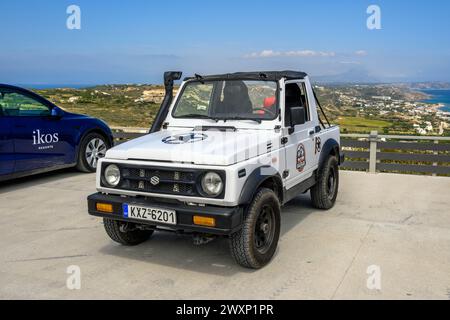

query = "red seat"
[264,96,276,108]
[256,96,277,115]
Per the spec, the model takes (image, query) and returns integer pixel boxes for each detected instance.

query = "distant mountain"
[313,68,381,84]
[406,82,450,90]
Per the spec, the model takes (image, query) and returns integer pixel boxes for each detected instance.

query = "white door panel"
[282,79,317,190]
[284,125,316,190]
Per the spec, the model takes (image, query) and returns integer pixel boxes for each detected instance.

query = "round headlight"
[104,164,121,187]
[201,172,223,196]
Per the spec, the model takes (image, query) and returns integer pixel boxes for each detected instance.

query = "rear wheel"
[230,188,281,269]
[311,155,339,209]
[103,218,154,246]
[76,132,109,172]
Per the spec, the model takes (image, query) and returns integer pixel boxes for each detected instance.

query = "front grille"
[101,163,225,199]
[124,167,195,181]
[119,165,198,196]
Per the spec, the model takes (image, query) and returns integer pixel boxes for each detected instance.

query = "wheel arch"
[75,127,113,163]
[238,166,284,206]
[318,138,341,171]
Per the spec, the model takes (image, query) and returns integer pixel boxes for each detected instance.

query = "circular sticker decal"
[162,133,207,144]
[296,143,306,172]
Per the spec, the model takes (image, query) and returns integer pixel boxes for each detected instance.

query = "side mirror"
[51,107,63,118]
[290,106,306,127]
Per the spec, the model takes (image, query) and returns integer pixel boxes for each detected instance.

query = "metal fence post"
[369,131,378,173]
[432,140,438,177]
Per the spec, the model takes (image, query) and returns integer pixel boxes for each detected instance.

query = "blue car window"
[0,92,50,117]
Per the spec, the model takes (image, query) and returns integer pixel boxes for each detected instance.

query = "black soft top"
[184,70,307,82]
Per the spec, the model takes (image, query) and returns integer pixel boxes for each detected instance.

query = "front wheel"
[230,188,281,269]
[76,132,109,173]
[310,155,339,209]
[103,218,154,246]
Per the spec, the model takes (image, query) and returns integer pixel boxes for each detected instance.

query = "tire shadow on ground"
[0,168,88,194]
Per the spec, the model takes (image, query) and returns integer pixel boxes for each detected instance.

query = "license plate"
[123,204,177,225]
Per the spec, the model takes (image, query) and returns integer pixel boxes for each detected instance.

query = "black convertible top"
[184,70,307,82]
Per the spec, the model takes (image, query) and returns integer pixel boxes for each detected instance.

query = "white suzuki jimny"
[88,71,344,269]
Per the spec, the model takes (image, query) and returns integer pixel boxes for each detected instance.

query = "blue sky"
[1,0,450,85]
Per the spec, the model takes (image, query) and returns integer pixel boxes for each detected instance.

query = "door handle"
[309,130,315,136]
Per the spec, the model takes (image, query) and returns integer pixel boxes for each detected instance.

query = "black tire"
[310,155,339,209]
[103,218,154,246]
[76,132,109,173]
[230,188,281,269]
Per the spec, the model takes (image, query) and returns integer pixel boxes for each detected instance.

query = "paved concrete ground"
[0,170,449,300]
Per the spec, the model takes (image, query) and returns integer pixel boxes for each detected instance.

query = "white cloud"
[260,50,281,57]
[355,50,368,56]
[245,49,336,58]
[340,61,361,65]
[286,50,336,57]
[244,50,282,58]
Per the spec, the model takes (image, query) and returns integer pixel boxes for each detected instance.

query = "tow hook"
[193,234,216,245]
[119,223,137,233]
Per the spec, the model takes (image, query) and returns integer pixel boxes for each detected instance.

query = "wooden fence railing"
[112,129,450,176]
[341,131,450,176]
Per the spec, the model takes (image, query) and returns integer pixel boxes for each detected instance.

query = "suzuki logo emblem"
[150,176,160,186]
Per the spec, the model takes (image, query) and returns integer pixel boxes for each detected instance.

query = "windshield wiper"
[180,114,217,120]
[180,114,262,123]
[215,116,262,124]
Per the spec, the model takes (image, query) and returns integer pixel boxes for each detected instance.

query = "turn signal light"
[193,216,216,227]
[96,203,113,213]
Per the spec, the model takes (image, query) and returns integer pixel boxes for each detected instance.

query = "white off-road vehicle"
[88,71,344,268]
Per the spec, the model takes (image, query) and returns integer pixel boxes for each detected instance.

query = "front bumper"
[87,193,243,235]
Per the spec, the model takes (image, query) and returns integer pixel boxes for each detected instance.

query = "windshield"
[172,80,279,121]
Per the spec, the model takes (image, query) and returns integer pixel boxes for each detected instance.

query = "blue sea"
[420,89,450,112]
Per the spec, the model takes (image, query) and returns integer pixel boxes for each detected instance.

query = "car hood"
[106,129,281,166]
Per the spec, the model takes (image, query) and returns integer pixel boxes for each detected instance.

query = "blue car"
[0,84,114,181]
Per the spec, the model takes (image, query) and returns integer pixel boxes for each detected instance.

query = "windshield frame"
[170,79,280,122]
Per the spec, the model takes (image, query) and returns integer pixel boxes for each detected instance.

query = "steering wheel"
[253,107,277,117]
